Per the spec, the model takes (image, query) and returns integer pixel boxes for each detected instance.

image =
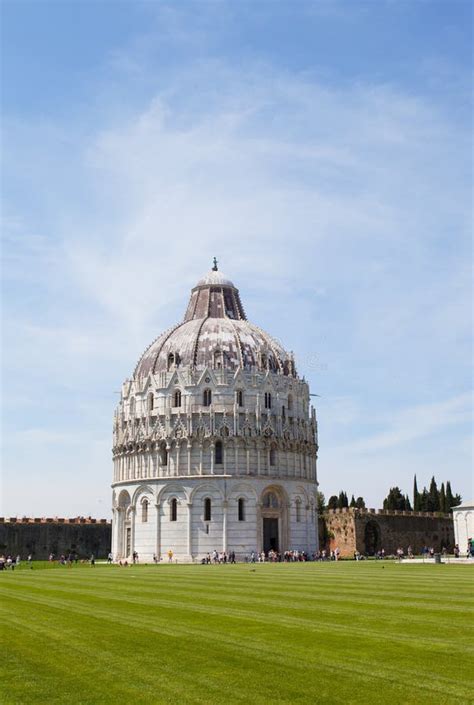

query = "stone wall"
[0,518,112,559]
[320,508,454,557]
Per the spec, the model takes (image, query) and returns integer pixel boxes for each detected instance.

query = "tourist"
[167,549,173,563]
[90,554,95,566]
[27,554,33,568]
[107,552,113,564]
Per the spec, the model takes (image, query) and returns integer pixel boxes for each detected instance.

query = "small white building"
[452,500,474,555]
[111,263,319,561]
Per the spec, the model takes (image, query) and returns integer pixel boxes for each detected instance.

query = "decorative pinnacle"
[212,256,218,271]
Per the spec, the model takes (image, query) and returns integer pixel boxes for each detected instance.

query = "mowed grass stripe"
[1,600,468,704]
[2,582,471,654]
[1,563,472,705]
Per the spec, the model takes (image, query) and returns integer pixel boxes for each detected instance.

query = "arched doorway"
[364,520,381,555]
[260,486,288,554]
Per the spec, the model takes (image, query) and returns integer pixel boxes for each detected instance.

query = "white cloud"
[2,38,471,515]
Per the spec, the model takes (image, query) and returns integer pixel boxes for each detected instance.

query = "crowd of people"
[1,543,472,569]
[0,554,22,570]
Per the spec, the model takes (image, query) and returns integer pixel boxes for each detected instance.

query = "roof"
[134,267,296,378]
[452,500,474,511]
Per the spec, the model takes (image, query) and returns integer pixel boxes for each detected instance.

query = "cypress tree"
[355,496,366,509]
[337,491,349,509]
[349,494,356,508]
[413,474,420,511]
[428,476,440,511]
[405,494,412,511]
[327,495,338,510]
[316,491,326,512]
[419,488,429,512]
[445,481,454,511]
[439,483,446,513]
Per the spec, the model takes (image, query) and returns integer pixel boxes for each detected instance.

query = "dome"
[134,265,296,378]
[195,270,235,287]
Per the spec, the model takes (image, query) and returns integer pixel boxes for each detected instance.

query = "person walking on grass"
[90,554,95,566]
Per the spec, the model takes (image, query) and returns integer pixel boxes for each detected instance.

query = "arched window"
[141,499,149,523]
[129,397,136,416]
[236,390,243,407]
[295,498,302,523]
[170,498,177,522]
[282,405,286,420]
[203,389,212,407]
[159,445,168,467]
[147,392,154,412]
[215,440,223,465]
[264,392,272,409]
[262,491,279,509]
[261,353,268,370]
[204,497,211,522]
[287,394,293,411]
[214,350,223,369]
[238,498,245,521]
[167,353,175,371]
[174,390,182,407]
[269,447,276,466]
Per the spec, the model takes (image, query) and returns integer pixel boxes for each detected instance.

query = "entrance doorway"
[364,520,381,555]
[263,518,279,553]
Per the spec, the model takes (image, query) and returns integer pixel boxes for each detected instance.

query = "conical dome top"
[184,261,246,322]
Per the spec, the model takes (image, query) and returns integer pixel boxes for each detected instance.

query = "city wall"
[319,508,454,557]
[0,517,112,559]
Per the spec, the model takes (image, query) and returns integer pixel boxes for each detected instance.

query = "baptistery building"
[111,263,319,561]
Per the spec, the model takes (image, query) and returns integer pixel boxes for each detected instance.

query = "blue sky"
[2,0,472,517]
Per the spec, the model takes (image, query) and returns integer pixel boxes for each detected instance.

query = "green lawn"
[1,562,472,705]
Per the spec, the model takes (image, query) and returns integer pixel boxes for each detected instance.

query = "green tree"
[327,495,338,510]
[349,494,356,508]
[355,496,366,509]
[316,491,326,512]
[404,494,412,511]
[383,487,408,511]
[427,476,440,511]
[419,488,429,512]
[413,474,421,511]
[439,482,446,513]
[337,491,349,509]
[445,481,454,510]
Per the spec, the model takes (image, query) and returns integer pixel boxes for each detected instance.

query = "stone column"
[187,443,192,476]
[210,443,215,475]
[155,502,161,560]
[129,506,136,558]
[222,500,228,553]
[166,443,171,477]
[187,501,193,558]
